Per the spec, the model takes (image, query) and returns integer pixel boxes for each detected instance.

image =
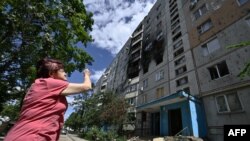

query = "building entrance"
[151,112,160,136]
[168,108,182,136]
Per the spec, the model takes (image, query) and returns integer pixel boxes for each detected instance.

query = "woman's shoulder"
[35,78,66,82]
[35,78,68,88]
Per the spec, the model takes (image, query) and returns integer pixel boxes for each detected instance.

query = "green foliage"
[1,101,20,121]
[0,0,94,109]
[64,112,83,132]
[65,92,129,136]
[84,126,105,141]
[99,92,128,126]
[82,126,126,141]
[227,41,250,49]
[238,61,250,78]
[227,41,250,78]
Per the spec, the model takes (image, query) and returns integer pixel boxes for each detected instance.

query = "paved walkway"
[1,134,88,141]
[67,134,88,141]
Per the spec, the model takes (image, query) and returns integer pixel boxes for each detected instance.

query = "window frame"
[156,31,163,41]
[174,56,186,66]
[201,37,220,56]
[197,19,213,34]
[155,70,164,81]
[193,4,208,20]
[156,87,164,99]
[246,16,250,26]
[208,61,230,80]
[142,94,147,104]
[173,40,183,50]
[174,47,184,57]
[236,0,249,6]
[127,97,136,106]
[176,76,188,87]
[143,79,148,88]
[175,65,187,76]
[215,92,243,113]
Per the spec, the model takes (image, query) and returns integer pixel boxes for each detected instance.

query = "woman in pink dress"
[4,58,92,141]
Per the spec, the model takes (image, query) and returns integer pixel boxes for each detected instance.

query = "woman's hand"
[83,68,91,77]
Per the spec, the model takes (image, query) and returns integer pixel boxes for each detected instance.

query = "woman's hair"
[36,58,64,78]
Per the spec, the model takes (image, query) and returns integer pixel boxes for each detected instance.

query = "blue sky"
[64,0,156,120]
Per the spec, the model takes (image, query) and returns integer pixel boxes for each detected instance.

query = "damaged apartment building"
[94,0,250,141]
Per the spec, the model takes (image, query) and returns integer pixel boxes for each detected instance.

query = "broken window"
[208,61,229,80]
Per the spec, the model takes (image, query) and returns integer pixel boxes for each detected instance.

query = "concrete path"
[66,134,88,141]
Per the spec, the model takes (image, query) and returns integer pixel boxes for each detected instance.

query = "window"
[208,61,229,80]
[155,70,164,81]
[146,34,150,41]
[143,79,148,88]
[170,3,177,13]
[156,4,161,11]
[127,97,135,105]
[170,7,178,17]
[101,85,106,90]
[193,4,208,20]
[142,94,147,104]
[145,25,151,33]
[174,56,186,66]
[176,76,188,86]
[189,0,199,10]
[156,12,162,20]
[237,0,249,6]
[169,0,177,8]
[175,65,187,76]
[144,42,152,51]
[172,26,181,35]
[171,14,179,23]
[202,38,220,56]
[216,93,243,113]
[171,19,180,30]
[156,31,163,41]
[156,87,164,98]
[126,83,138,93]
[146,17,151,24]
[197,19,213,34]
[183,87,190,94]
[174,47,184,57]
[246,16,250,26]
[190,0,199,3]
[173,40,183,50]
[157,21,162,29]
[172,32,182,42]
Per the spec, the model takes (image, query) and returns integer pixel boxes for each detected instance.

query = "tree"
[65,92,129,133]
[0,102,20,121]
[100,92,128,127]
[64,112,83,132]
[0,0,94,110]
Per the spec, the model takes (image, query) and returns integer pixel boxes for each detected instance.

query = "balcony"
[131,33,143,46]
[129,50,141,62]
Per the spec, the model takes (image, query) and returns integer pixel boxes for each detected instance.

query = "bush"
[81,126,127,141]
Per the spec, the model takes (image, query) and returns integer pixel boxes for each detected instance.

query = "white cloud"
[84,0,156,55]
[91,68,106,83]
[66,96,74,104]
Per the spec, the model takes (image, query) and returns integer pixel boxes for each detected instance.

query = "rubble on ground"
[127,136,203,141]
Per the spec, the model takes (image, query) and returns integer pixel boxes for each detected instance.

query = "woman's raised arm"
[61,69,92,96]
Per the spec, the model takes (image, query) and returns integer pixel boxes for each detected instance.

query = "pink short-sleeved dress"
[4,78,69,141]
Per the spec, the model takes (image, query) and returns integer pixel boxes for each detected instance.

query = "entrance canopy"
[136,91,200,112]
